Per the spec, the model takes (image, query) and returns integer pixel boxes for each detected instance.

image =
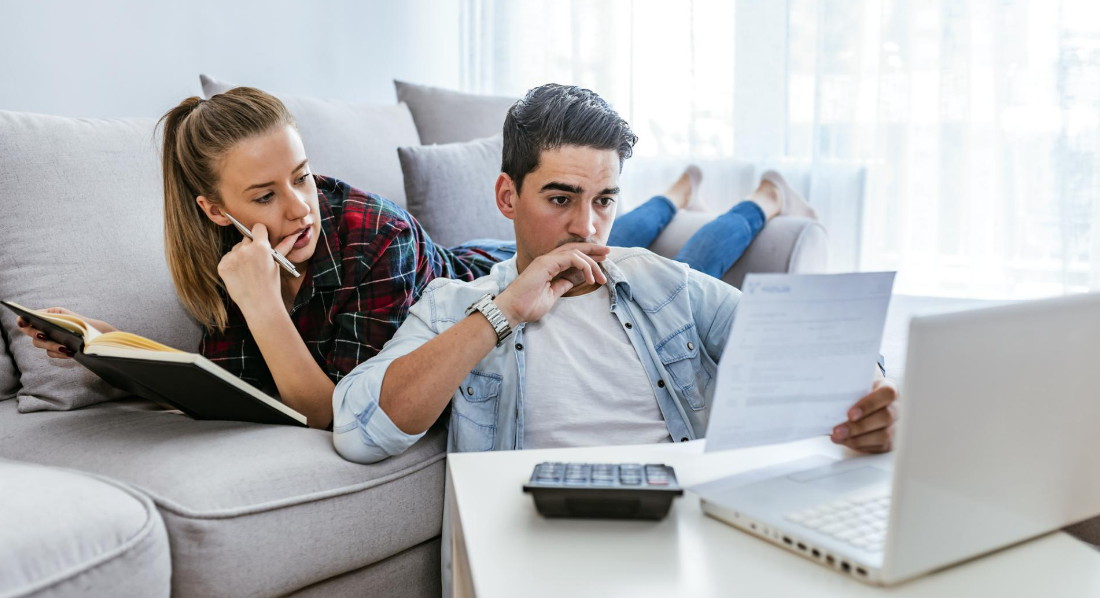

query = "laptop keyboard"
[785,493,891,553]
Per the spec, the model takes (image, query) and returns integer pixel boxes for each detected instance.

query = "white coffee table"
[447,437,1100,597]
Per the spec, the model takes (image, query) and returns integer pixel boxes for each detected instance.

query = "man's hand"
[831,377,899,453]
[495,243,610,325]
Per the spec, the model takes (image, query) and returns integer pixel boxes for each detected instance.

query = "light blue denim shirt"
[332,247,741,464]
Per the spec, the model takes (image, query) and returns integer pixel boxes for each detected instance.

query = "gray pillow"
[201,74,421,208]
[395,80,517,145]
[0,322,18,401]
[398,136,515,247]
[0,110,203,411]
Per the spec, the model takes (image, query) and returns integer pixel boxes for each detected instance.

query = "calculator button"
[592,471,616,482]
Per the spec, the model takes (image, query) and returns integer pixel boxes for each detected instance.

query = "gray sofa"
[0,79,828,598]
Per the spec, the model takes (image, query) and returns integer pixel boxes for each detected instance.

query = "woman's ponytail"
[157,89,293,332]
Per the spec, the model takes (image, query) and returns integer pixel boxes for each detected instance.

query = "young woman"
[16,86,813,429]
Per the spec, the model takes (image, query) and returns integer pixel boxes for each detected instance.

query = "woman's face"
[196,125,322,269]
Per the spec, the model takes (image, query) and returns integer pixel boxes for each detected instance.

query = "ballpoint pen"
[223,212,301,278]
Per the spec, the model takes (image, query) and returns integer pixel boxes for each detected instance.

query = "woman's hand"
[15,307,117,360]
[217,223,298,313]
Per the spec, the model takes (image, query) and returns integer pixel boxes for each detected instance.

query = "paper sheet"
[704,272,895,452]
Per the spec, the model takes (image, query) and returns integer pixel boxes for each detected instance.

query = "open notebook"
[3,301,306,427]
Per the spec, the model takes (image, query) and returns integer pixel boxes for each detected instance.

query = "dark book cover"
[2,300,307,427]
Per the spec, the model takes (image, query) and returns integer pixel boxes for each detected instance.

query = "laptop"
[694,292,1100,585]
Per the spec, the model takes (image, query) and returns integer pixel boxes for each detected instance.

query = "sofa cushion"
[398,135,515,247]
[395,80,516,145]
[0,110,204,412]
[0,458,171,598]
[0,329,17,402]
[201,74,420,208]
[0,399,448,598]
[290,538,441,598]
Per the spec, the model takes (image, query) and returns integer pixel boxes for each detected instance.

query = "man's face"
[496,144,621,272]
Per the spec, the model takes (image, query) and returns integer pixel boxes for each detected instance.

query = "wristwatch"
[465,293,513,346]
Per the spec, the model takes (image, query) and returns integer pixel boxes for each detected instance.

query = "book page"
[704,272,895,452]
[87,331,183,353]
[3,301,99,341]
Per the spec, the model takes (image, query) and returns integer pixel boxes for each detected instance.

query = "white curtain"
[460,0,1100,298]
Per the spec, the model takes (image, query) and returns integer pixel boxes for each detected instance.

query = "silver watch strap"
[466,293,513,346]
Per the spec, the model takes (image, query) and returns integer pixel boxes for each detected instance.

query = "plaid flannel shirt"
[199,175,504,395]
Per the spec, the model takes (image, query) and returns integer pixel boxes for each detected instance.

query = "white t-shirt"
[522,285,671,449]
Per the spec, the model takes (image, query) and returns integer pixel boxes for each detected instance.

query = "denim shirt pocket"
[656,325,710,411]
[451,370,501,451]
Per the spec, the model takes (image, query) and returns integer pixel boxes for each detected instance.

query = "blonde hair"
[158,87,295,332]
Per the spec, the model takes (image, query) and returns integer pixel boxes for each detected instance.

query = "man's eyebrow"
[540,182,582,194]
[242,159,310,193]
[539,182,621,196]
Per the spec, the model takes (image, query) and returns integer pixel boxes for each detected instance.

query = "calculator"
[522,462,683,520]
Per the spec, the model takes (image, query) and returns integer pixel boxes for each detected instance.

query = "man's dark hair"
[501,83,638,192]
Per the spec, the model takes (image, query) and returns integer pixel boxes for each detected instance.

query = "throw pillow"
[0,110,203,411]
[201,74,421,208]
[398,136,515,247]
[0,327,18,401]
[394,80,516,145]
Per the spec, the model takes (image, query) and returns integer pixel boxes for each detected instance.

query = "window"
[463,0,1100,298]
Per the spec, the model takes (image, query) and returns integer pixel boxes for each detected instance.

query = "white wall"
[0,0,462,118]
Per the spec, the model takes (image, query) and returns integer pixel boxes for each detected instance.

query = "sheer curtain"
[460,0,1100,298]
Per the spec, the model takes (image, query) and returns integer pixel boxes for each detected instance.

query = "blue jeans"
[607,196,766,278]
[461,196,766,279]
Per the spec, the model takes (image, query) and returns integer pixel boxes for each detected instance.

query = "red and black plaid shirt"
[199,175,502,395]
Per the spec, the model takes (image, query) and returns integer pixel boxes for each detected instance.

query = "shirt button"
[515,343,524,351]
[466,387,474,395]
[624,322,633,329]
[687,342,695,351]
[657,380,665,388]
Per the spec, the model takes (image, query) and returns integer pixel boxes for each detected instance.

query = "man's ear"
[495,173,518,221]
[196,195,231,226]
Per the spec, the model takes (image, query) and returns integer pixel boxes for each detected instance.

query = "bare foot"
[663,165,707,211]
[747,180,783,220]
[760,170,818,220]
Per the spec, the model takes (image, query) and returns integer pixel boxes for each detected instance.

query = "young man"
[332,84,898,464]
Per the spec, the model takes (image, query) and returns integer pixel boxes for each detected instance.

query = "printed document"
[704,272,895,452]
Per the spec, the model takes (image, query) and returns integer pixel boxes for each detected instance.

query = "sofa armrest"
[647,211,828,289]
